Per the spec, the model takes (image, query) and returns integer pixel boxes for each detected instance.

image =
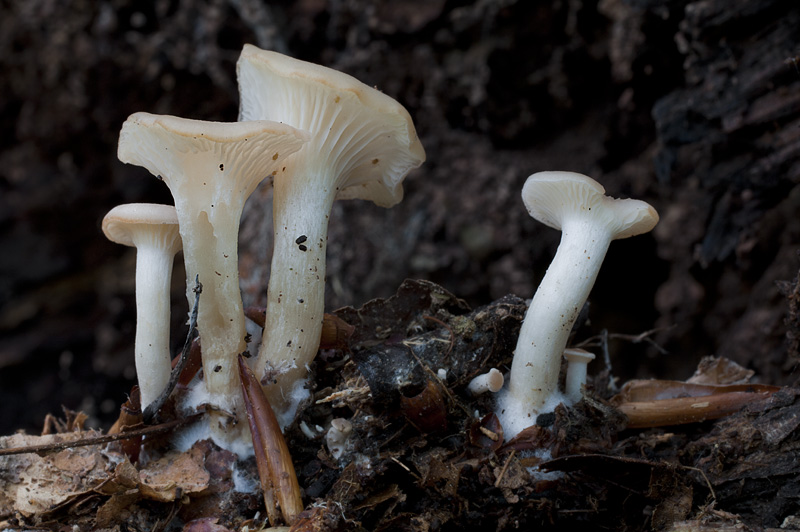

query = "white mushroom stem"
[258,171,334,408]
[498,171,658,440]
[468,368,504,395]
[563,348,596,403]
[298,420,323,440]
[102,204,181,411]
[237,46,425,423]
[325,418,353,460]
[118,113,306,448]
[132,243,177,407]
[508,217,613,413]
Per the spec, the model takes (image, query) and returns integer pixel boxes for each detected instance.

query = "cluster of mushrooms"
[102,44,658,461]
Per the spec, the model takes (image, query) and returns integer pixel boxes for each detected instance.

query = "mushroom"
[497,171,658,440]
[236,45,425,423]
[563,348,596,403]
[118,112,307,447]
[102,203,182,410]
[325,418,353,460]
[468,368,505,396]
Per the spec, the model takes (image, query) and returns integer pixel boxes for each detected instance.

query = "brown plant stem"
[238,354,304,525]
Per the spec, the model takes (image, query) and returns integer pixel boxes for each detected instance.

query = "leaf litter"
[2,280,800,531]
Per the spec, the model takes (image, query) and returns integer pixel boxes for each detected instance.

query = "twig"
[143,275,202,423]
[494,450,516,488]
[389,456,422,482]
[151,498,182,532]
[575,325,673,355]
[0,415,202,457]
[680,464,717,503]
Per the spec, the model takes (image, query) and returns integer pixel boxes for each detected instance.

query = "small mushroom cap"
[330,418,353,436]
[467,368,505,395]
[563,348,596,364]
[522,171,659,239]
[237,45,425,207]
[102,203,182,252]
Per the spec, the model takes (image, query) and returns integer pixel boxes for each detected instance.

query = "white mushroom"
[237,45,425,423]
[497,171,658,440]
[563,348,596,403]
[325,418,353,460]
[102,203,182,410]
[468,368,505,396]
[118,113,307,447]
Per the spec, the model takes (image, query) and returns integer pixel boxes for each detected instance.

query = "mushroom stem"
[102,203,181,412]
[237,47,425,427]
[257,171,335,421]
[497,171,658,440]
[563,348,596,403]
[183,208,247,431]
[507,220,611,414]
[133,245,176,408]
[118,113,306,450]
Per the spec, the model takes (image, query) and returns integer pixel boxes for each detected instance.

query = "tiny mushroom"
[102,203,182,410]
[325,418,353,460]
[118,113,307,449]
[468,368,505,396]
[563,348,596,403]
[497,171,658,440]
[237,45,426,425]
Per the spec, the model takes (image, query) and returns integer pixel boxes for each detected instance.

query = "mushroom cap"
[118,112,309,204]
[237,45,426,207]
[102,203,182,253]
[563,348,596,364]
[120,112,308,150]
[522,171,659,240]
[471,368,504,394]
[330,418,353,436]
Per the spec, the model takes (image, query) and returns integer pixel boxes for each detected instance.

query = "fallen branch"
[0,414,202,457]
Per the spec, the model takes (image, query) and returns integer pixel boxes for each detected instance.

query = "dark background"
[1,0,798,434]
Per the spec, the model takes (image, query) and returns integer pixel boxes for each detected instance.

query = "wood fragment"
[0,415,201,457]
[239,354,304,525]
[107,386,143,462]
[613,380,780,428]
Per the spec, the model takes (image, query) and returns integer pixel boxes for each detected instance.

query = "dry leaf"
[138,449,210,502]
[687,356,754,385]
[0,431,116,517]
